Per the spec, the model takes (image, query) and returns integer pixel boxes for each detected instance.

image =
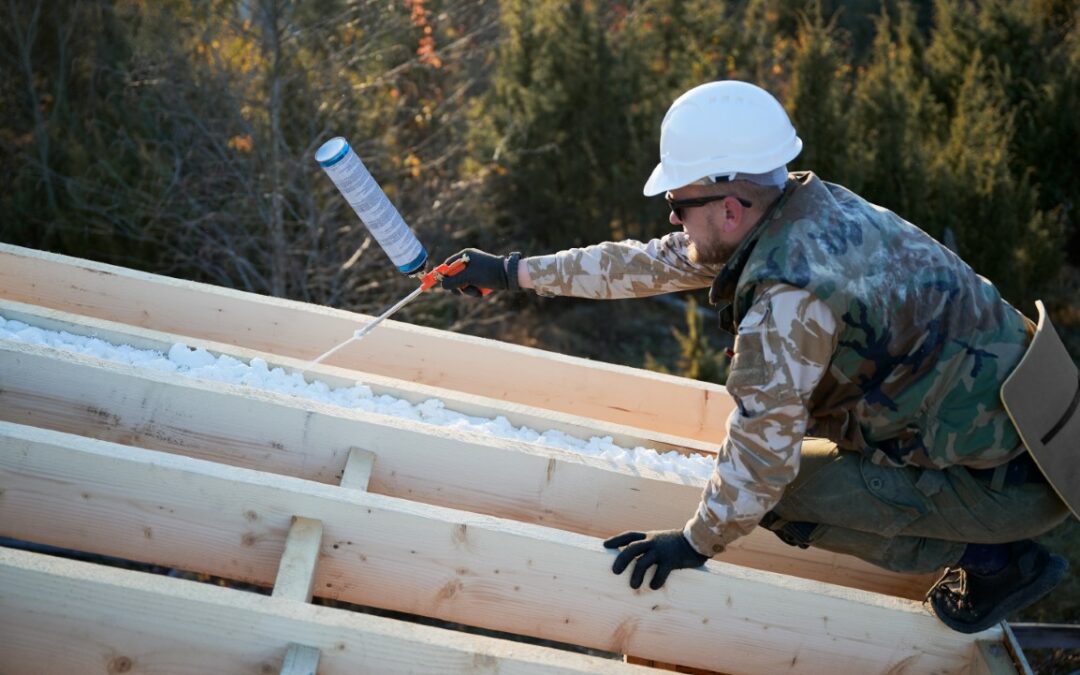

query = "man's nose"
[669,209,681,226]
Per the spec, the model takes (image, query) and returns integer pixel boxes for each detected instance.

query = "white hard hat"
[643,81,803,196]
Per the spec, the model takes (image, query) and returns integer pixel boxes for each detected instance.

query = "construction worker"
[440,80,1076,634]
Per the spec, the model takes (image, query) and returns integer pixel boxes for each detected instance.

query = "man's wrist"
[683,519,721,557]
[506,252,522,291]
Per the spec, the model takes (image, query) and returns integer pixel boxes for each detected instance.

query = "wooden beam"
[624,656,725,674]
[0,243,734,443]
[273,517,324,603]
[0,547,652,675]
[0,422,997,674]
[0,298,712,458]
[0,339,934,598]
[340,448,376,491]
[1002,623,1035,675]
[281,644,321,675]
[969,640,1020,675]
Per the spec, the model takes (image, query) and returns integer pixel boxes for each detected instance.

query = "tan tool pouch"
[1000,301,1080,519]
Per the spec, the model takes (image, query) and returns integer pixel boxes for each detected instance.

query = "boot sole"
[929,554,1068,634]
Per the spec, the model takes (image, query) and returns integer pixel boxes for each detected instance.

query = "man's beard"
[688,238,738,266]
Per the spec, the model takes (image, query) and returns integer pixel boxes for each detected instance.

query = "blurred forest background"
[2,0,1079,662]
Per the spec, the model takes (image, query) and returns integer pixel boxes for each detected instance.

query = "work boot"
[927,540,1068,634]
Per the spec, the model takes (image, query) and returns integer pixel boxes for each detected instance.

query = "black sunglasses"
[666,193,753,221]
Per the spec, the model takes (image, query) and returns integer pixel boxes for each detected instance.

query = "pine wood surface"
[0,244,1022,674]
[0,547,654,675]
[0,243,733,443]
[0,422,996,674]
[0,337,934,598]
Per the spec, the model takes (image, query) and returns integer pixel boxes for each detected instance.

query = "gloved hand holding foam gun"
[350,255,492,342]
[439,249,528,296]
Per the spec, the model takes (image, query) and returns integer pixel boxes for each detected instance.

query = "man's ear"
[722,196,745,232]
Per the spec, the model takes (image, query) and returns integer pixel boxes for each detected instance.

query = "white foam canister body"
[316,137,428,274]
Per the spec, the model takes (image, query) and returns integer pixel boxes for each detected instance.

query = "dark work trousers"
[761,437,1071,574]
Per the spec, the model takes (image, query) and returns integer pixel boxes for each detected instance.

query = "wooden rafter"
[0,547,652,674]
[0,243,734,443]
[0,298,711,458]
[0,421,996,673]
[0,244,1027,674]
[0,334,932,598]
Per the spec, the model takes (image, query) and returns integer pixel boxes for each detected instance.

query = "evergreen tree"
[929,51,1063,302]
[921,0,1069,294]
[787,0,852,180]
[611,0,738,240]
[922,0,981,116]
[1041,19,1080,262]
[473,0,632,248]
[738,0,801,90]
[847,3,940,226]
[926,0,1051,115]
[1005,2,1080,265]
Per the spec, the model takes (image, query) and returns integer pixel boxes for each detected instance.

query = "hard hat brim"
[643,135,803,196]
[643,163,679,196]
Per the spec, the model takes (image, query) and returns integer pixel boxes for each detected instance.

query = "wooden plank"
[281,644,321,675]
[0,339,934,598]
[0,422,997,674]
[0,298,712,458]
[1001,623,1035,674]
[0,547,652,675]
[1007,621,1080,650]
[340,448,376,491]
[969,640,1020,675]
[624,656,726,674]
[273,517,324,603]
[0,243,734,443]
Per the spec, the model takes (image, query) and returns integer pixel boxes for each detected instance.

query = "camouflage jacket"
[525,172,1031,555]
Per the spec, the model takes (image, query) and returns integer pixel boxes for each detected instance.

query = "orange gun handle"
[420,260,460,291]
[421,255,493,295]
[439,258,469,277]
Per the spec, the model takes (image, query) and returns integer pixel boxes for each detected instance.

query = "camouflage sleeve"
[524,233,721,298]
[683,285,840,556]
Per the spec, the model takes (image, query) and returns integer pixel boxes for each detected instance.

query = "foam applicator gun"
[304,136,491,373]
[304,255,489,370]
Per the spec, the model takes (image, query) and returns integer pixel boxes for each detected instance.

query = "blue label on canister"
[398,249,429,274]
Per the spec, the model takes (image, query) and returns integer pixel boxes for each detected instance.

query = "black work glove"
[604,529,709,590]
[439,248,522,297]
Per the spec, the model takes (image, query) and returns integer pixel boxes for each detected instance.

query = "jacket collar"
[709,177,800,334]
